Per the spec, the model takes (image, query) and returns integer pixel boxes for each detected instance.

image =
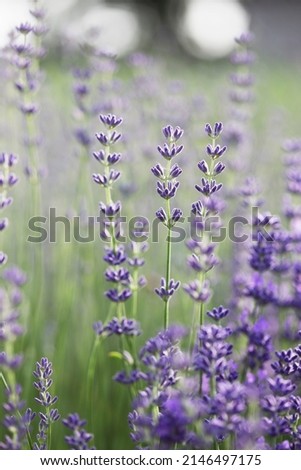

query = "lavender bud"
[93,150,105,163]
[0,252,8,265]
[207,305,229,321]
[191,200,204,216]
[195,178,223,196]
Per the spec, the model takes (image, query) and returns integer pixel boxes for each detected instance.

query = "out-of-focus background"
[1,0,301,61]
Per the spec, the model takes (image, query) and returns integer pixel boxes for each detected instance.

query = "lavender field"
[2,0,301,451]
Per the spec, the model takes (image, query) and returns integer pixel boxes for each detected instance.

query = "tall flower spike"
[152,125,184,329]
[184,122,227,325]
[92,113,132,314]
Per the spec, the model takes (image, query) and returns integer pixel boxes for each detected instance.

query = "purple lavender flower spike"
[206,144,227,159]
[99,113,123,128]
[205,122,223,138]
[157,181,180,199]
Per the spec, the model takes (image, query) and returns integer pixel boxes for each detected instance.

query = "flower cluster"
[0,385,35,450]
[33,357,60,449]
[9,6,47,181]
[0,266,35,450]
[93,114,133,306]
[93,317,141,337]
[223,32,255,175]
[63,413,94,450]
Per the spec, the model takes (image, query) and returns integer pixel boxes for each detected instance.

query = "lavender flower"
[92,113,132,314]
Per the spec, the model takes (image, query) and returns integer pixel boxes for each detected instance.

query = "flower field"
[2,1,301,451]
